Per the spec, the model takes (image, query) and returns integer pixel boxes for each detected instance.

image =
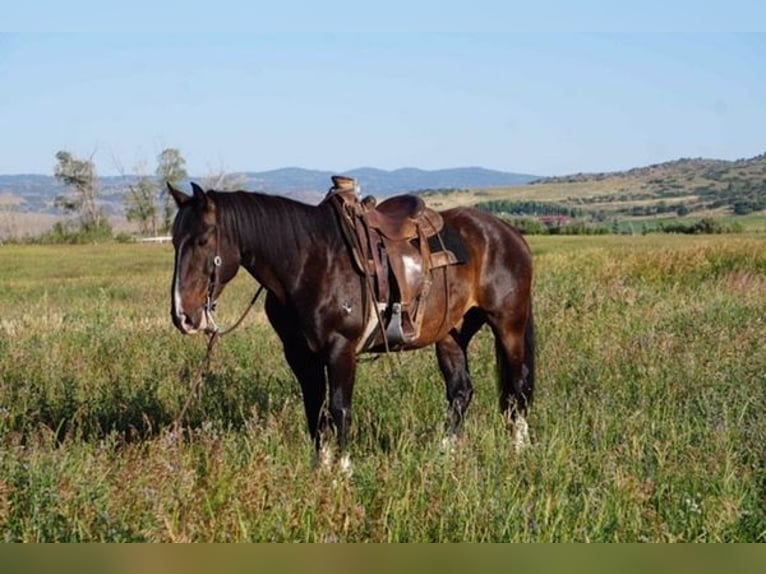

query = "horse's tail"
[523,299,536,407]
[493,297,536,414]
[492,218,535,415]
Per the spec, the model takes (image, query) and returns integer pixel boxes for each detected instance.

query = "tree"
[156,148,188,232]
[200,161,248,192]
[124,167,159,236]
[114,157,159,237]
[53,150,108,233]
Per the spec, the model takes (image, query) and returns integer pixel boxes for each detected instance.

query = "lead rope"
[172,284,264,430]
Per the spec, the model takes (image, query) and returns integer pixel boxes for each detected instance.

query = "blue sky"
[1,23,765,177]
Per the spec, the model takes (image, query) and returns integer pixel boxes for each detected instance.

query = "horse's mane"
[209,190,339,256]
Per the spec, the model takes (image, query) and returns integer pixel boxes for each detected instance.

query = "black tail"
[494,299,536,415]
[523,300,536,407]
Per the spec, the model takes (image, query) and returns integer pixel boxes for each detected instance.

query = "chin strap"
[175,284,265,429]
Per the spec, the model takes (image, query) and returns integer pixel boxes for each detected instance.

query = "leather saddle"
[325,176,457,348]
[367,195,428,239]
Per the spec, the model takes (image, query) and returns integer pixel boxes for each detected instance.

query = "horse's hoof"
[313,444,333,470]
[440,434,459,455]
[512,416,531,453]
[314,446,353,479]
[339,454,353,478]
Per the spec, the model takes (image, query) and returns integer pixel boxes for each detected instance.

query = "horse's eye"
[198,225,216,247]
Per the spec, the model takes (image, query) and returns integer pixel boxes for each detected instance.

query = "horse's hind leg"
[489,308,535,452]
[435,310,484,444]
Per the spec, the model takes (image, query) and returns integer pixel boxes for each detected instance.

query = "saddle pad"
[426,222,470,265]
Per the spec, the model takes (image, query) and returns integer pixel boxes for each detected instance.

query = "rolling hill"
[420,154,766,222]
[2,154,765,238]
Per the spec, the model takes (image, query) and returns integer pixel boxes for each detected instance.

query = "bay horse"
[168,181,535,469]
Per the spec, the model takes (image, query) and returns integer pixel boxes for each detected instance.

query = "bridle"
[174,215,264,429]
[202,219,263,337]
[202,224,224,334]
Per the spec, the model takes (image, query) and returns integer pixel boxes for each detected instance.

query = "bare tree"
[53,150,107,232]
[123,161,159,236]
[200,161,249,192]
[156,148,188,232]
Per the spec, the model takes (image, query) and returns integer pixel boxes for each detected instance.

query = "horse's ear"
[190,181,204,197]
[189,182,208,208]
[167,182,191,207]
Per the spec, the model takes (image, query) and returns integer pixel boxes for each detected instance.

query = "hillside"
[420,153,766,224]
[2,155,765,238]
[530,154,766,214]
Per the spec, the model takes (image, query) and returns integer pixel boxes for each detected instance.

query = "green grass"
[419,154,766,235]
[1,237,765,541]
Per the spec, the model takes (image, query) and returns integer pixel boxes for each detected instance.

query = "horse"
[168,181,535,470]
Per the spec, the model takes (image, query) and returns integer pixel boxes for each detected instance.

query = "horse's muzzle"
[172,307,209,335]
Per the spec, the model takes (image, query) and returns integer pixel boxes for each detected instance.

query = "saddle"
[325,176,458,348]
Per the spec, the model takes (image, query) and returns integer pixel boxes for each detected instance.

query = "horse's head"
[168,182,228,335]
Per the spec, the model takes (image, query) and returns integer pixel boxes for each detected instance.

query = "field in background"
[4,154,766,241]
[421,155,766,233]
[1,235,765,541]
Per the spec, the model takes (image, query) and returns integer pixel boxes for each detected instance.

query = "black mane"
[210,190,340,257]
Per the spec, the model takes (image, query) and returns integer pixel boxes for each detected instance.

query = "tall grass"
[0,236,764,541]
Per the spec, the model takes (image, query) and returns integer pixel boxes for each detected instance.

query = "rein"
[173,220,266,428]
[173,284,264,429]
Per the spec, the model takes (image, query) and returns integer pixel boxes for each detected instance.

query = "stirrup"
[384,303,417,346]
[384,303,405,346]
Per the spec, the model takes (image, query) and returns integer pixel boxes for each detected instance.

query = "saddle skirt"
[325,176,459,349]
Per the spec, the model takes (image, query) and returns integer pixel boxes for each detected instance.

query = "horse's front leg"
[264,294,330,456]
[325,339,357,476]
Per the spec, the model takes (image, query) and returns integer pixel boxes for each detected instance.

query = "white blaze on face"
[172,235,189,322]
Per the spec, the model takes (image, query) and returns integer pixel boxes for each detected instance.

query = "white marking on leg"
[314,443,333,471]
[440,434,458,455]
[513,415,530,453]
[339,454,353,478]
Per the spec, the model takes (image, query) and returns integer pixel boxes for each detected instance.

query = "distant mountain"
[243,166,538,198]
[0,167,540,216]
[0,174,134,216]
[4,155,766,238]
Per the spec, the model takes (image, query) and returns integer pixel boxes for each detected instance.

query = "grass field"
[1,235,765,542]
